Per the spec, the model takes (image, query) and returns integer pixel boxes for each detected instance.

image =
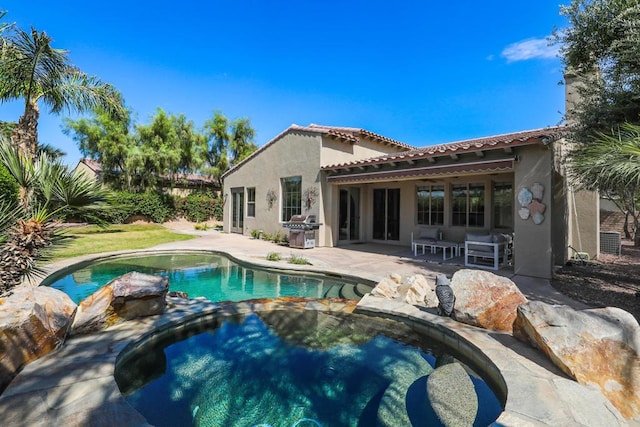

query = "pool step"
[355,283,373,297]
[339,285,359,300]
[324,285,342,299]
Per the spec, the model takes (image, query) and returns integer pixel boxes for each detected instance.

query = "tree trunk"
[10,100,39,160]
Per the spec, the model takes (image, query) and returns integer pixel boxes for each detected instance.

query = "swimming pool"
[115,310,503,427]
[44,253,373,303]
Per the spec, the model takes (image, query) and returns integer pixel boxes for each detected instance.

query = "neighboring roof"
[322,126,567,170]
[221,124,416,179]
[76,158,216,186]
[78,158,103,173]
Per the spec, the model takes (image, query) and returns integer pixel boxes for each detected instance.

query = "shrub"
[174,193,223,222]
[288,254,309,265]
[266,252,281,261]
[0,164,18,207]
[106,191,175,223]
[194,223,212,231]
[250,229,263,239]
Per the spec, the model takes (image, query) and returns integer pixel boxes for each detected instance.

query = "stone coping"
[0,296,633,426]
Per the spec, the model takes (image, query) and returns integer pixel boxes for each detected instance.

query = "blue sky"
[1,1,567,166]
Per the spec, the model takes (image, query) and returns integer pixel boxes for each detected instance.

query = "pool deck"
[2,224,638,426]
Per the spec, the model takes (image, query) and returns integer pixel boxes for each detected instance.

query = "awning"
[326,158,514,184]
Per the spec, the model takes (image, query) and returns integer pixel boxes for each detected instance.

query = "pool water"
[115,311,503,427]
[45,253,370,303]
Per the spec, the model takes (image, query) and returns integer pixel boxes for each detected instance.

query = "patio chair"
[411,228,442,256]
[464,232,507,270]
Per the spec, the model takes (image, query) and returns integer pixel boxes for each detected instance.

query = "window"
[246,187,256,217]
[416,185,444,225]
[493,182,513,229]
[281,176,301,221]
[451,183,485,227]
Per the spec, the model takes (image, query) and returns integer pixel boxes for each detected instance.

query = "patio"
[4,224,624,426]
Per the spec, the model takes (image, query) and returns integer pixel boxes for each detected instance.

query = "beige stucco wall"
[513,145,554,279]
[223,131,325,242]
[320,137,407,167]
[73,162,98,181]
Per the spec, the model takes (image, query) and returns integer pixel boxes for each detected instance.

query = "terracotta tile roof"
[221,123,416,179]
[322,126,567,170]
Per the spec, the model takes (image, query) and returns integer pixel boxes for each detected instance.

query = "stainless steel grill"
[283,215,320,248]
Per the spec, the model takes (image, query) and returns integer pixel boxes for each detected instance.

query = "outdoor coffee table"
[430,241,459,260]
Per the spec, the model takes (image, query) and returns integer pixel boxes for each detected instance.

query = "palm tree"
[567,123,640,244]
[0,139,109,292]
[0,26,123,159]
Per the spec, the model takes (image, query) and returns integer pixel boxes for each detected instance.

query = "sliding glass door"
[339,187,360,241]
[231,188,244,233]
[373,188,400,241]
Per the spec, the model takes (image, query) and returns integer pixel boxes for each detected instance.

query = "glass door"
[373,188,400,241]
[231,188,244,233]
[339,187,360,241]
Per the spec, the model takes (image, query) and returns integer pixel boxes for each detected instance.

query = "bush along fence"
[104,191,223,224]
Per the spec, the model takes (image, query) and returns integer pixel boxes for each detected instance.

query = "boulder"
[427,361,478,426]
[370,277,400,299]
[71,272,168,335]
[450,269,527,333]
[514,301,640,419]
[370,274,437,308]
[0,286,77,393]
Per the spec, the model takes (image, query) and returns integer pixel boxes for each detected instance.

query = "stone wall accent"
[370,274,437,308]
[71,272,168,335]
[450,269,527,333]
[0,286,77,393]
[514,301,640,419]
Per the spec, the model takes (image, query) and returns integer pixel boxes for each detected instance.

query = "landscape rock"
[370,274,437,307]
[71,272,168,335]
[513,301,640,419]
[370,277,400,299]
[0,286,77,393]
[450,269,527,332]
[427,361,478,426]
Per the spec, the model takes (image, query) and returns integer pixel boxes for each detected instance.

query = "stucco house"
[222,119,599,280]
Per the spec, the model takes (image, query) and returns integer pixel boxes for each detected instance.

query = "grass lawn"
[49,223,196,261]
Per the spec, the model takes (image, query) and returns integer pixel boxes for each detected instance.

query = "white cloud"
[501,38,559,63]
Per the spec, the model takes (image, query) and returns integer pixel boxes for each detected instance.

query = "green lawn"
[49,224,196,261]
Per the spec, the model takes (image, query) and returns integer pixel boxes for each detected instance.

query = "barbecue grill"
[283,215,320,249]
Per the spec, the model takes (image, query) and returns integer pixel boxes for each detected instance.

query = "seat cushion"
[465,233,494,253]
[419,228,440,241]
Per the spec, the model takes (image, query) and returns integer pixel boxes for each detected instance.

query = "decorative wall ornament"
[531,182,544,201]
[517,188,533,207]
[518,208,531,220]
[303,186,319,211]
[266,189,277,210]
[518,183,546,225]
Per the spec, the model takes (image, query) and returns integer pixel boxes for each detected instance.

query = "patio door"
[373,188,400,241]
[339,187,360,241]
[231,188,244,233]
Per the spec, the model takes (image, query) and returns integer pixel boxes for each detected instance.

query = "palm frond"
[46,69,123,116]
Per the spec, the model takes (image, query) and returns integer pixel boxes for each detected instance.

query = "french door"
[373,188,400,241]
[231,188,244,233]
[339,187,360,241]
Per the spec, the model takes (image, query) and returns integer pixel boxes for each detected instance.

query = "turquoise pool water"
[115,311,503,427]
[45,253,371,303]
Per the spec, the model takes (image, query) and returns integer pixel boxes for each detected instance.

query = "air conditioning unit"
[600,231,621,255]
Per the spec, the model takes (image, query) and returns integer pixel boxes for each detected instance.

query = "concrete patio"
[1,223,636,426]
